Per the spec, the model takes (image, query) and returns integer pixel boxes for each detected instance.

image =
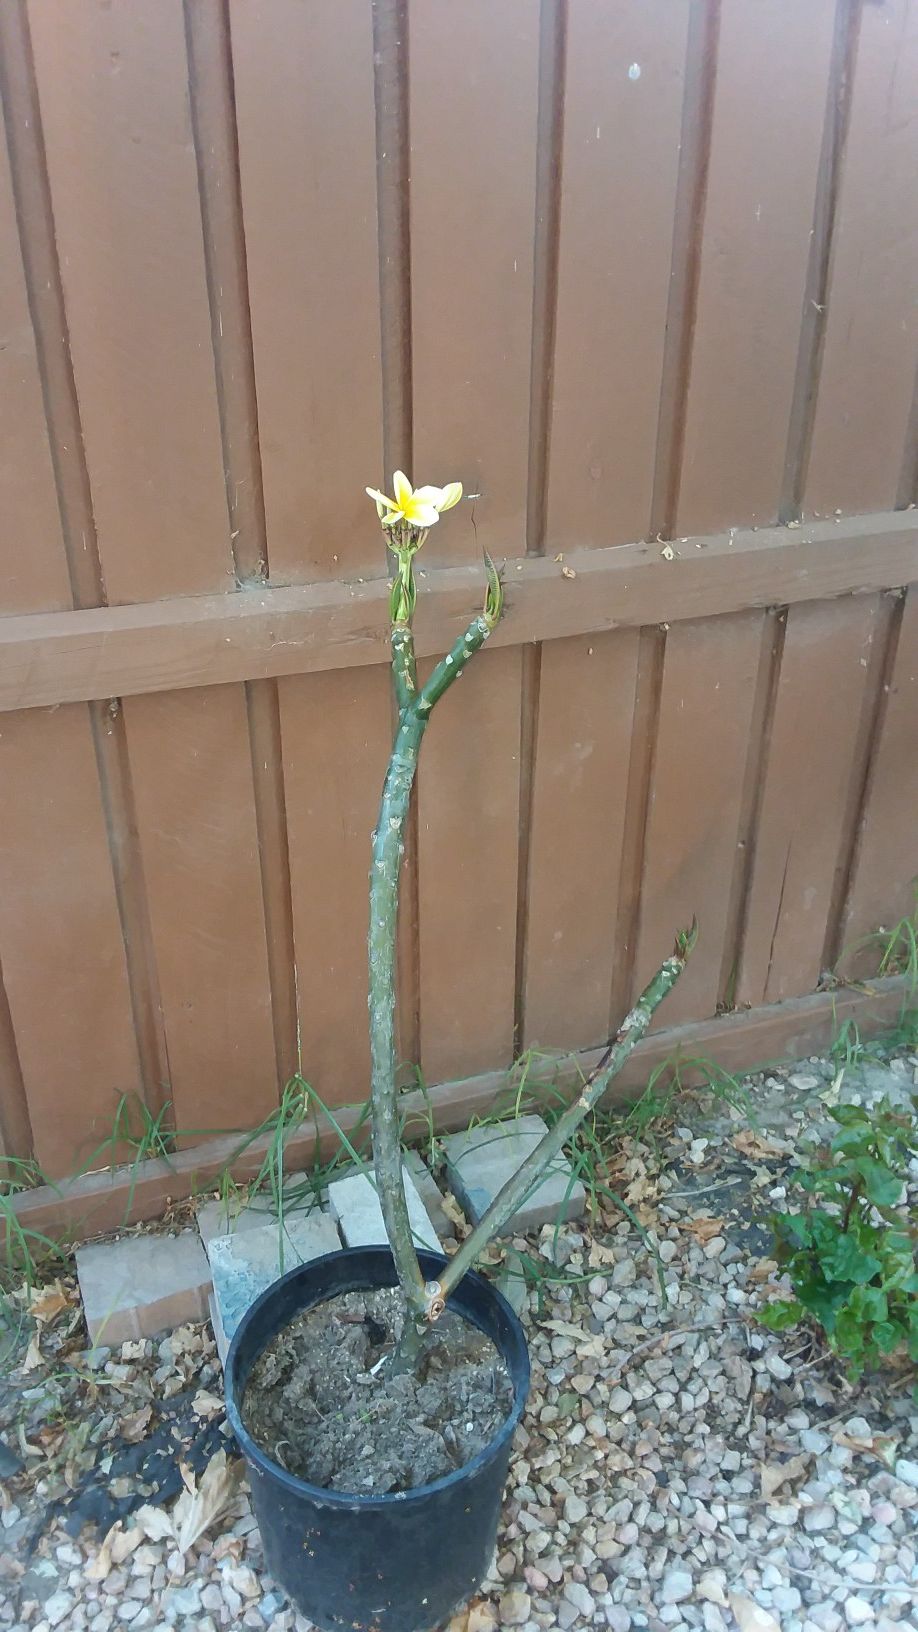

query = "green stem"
[370,594,501,1323]
[436,928,696,1305]
[391,623,417,717]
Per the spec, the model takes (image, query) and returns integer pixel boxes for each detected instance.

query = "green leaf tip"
[674,917,698,959]
[482,551,505,630]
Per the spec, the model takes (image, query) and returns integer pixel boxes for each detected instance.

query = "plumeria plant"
[366,473,696,1368]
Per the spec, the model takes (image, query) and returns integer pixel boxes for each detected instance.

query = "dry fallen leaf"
[588,1240,618,1268]
[132,1504,176,1544]
[760,1452,810,1500]
[732,1129,789,1161]
[836,1431,898,1469]
[191,1391,224,1421]
[85,1524,118,1582]
[110,1526,143,1566]
[121,1407,153,1444]
[174,1449,244,1553]
[440,1191,467,1231]
[729,1594,781,1632]
[21,1334,42,1373]
[684,1216,725,1245]
[28,1282,70,1325]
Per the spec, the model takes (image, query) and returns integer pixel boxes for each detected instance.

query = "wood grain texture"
[9,974,912,1242]
[231,0,383,584]
[1,513,915,714]
[522,631,639,1050]
[410,0,539,565]
[27,0,231,603]
[841,588,918,970]
[419,646,521,1083]
[676,0,837,534]
[634,611,764,1025]
[0,705,141,1176]
[806,0,918,517]
[0,110,69,613]
[737,596,881,1006]
[547,0,689,552]
[123,686,277,1134]
[278,667,391,1106]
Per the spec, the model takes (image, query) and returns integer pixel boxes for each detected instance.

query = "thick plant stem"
[391,623,417,717]
[370,604,499,1324]
[436,930,696,1305]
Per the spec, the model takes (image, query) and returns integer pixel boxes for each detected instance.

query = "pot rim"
[223,1245,530,1511]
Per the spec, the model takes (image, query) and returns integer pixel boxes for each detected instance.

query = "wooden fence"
[1,0,917,1229]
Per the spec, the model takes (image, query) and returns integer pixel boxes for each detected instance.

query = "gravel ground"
[1,1041,915,1632]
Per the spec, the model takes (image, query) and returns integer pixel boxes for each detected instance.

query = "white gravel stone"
[894,1457,918,1489]
[844,1600,874,1627]
[562,1582,595,1617]
[660,1569,693,1604]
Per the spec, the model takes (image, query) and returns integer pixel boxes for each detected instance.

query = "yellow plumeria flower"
[366,472,462,529]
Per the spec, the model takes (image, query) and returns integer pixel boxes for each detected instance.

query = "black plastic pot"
[224,1245,530,1632]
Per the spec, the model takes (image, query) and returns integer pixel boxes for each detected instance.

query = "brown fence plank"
[0,706,141,1176]
[0,115,70,613]
[419,647,521,1083]
[278,667,390,1106]
[676,0,836,535]
[841,588,918,972]
[805,0,918,517]
[634,611,764,1025]
[123,686,277,1134]
[230,0,383,584]
[522,631,639,1051]
[547,0,689,552]
[27,0,231,603]
[410,0,539,566]
[737,597,882,1006]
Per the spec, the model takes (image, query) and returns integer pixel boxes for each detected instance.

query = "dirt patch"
[240,1287,513,1495]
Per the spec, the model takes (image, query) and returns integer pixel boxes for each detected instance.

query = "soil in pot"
[240,1286,514,1495]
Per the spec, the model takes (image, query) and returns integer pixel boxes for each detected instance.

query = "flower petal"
[405,502,440,528]
[436,480,462,512]
[412,484,446,507]
[381,510,403,526]
[392,470,414,509]
[366,486,398,511]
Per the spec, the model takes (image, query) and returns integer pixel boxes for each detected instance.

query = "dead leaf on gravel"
[28,1282,70,1325]
[440,1192,467,1231]
[749,1258,779,1284]
[133,1504,175,1544]
[191,1390,224,1420]
[588,1240,618,1268]
[836,1431,898,1468]
[731,1129,788,1161]
[448,1600,498,1632]
[121,1406,153,1443]
[684,1216,725,1244]
[110,1525,143,1565]
[729,1594,781,1632]
[86,1524,118,1581]
[175,1448,244,1553]
[542,1322,604,1359]
[21,1334,42,1373]
[760,1452,810,1500]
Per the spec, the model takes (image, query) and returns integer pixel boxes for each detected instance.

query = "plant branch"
[391,623,417,717]
[370,555,504,1324]
[436,925,697,1306]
